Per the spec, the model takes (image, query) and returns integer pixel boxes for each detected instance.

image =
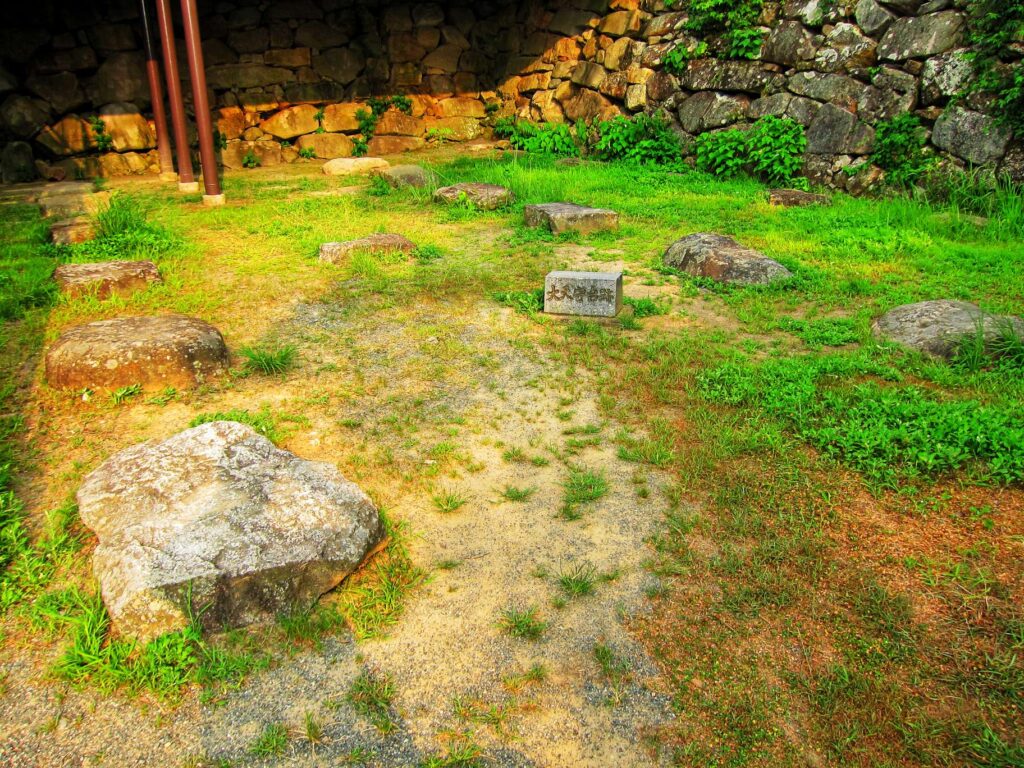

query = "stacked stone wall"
[0,0,1019,186]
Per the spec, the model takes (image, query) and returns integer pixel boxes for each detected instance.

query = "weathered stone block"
[663,233,793,285]
[433,183,513,210]
[524,203,619,235]
[319,233,416,263]
[77,421,384,641]
[877,11,964,62]
[45,315,229,391]
[769,189,830,207]
[295,132,354,159]
[53,260,161,298]
[322,156,390,175]
[544,271,623,318]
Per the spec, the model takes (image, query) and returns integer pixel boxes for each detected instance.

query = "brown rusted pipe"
[139,0,175,181]
[154,0,197,191]
[179,0,224,205]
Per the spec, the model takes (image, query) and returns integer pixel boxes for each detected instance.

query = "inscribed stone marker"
[544,271,623,318]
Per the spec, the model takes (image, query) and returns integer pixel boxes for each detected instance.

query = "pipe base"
[178,181,200,193]
[203,193,226,207]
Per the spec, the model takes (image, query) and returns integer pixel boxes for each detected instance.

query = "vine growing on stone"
[682,0,766,60]
[967,0,1024,133]
[353,96,414,156]
[695,117,807,187]
[871,115,934,188]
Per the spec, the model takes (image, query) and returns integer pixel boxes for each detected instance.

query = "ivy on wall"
[669,0,767,60]
[967,0,1024,133]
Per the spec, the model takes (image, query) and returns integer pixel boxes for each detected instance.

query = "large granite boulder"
[663,233,793,285]
[46,315,229,391]
[872,300,1024,359]
[524,203,619,235]
[877,11,964,61]
[932,107,1012,165]
[77,421,384,641]
[2,141,36,183]
[295,132,354,159]
[53,260,161,298]
[433,182,514,210]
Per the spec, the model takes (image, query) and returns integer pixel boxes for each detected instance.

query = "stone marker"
[524,202,619,235]
[321,156,390,176]
[53,260,161,298]
[319,233,416,264]
[49,216,94,245]
[46,315,229,391]
[768,189,830,207]
[544,271,623,317]
[377,164,436,189]
[433,182,514,210]
[662,232,793,286]
[77,420,385,641]
[872,300,1024,359]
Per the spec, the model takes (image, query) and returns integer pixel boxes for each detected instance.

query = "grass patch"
[239,343,298,375]
[189,407,279,441]
[498,605,547,640]
[347,668,396,733]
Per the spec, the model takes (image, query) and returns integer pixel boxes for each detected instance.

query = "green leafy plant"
[250,722,289,756]
[662,41,709,74]
[871,114,934,188]
[592,113,683,166]
[494,118,583,157]
[298,146,317,160]
[89,116,113,152]
[352,137,369,157]
[313,107,326,134]
[413,244,444,264]
[190,407,279,441]
[967,0,1024,133]
[493,289,545,314]
[212,129,227,151]
[623,296,668,318]
[696,116,807,186]
[241,149,260,169]
[110,383,142,405]
[390,94,413,115]
[684,0,766,60]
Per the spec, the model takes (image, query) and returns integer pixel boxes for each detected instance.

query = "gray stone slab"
[524,202,619,235]
[544,271,623,318]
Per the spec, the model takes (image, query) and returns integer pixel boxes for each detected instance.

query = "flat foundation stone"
[53,260,161,298]
[544,271,623,317]
[319,233,416,264]
[39,190,111,219]
[872,300,1024,359]
[662,232,793,286]
[50,216,95,245]
[77,421,384,641]
[433,182,514,210]
[769,189,830,207]
[322,157,390,176]
[46,315,229,391]
[376,164,436,189]
[524,202,619,235]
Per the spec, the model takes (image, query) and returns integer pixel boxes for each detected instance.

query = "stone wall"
[0,0,1019,186]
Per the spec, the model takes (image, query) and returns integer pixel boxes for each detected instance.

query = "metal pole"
[179,0,224,205]
[139,0,175,181]
[154,0,197,192]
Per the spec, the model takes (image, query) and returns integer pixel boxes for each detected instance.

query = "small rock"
[544,271,623,318]
[768,189,830,207]
[662,233,793,285]
[45,315,229,391]
[872,300,1024,359]
[376,164,436,188]
[321,156,390,176]
[49,217,95,246]
[53,260,161,298]
[524,202,620,235]
[433,182,514,210]
[319,233,416,264]
[77,421,384,641]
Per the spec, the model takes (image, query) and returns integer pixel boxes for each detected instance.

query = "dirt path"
[1,295,675,766]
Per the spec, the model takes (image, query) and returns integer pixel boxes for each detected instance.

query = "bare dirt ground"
[1,261,677,765]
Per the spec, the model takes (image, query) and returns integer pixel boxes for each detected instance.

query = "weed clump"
[239,343,298,375]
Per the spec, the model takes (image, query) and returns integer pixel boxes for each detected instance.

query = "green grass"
[189,407,280,441]
[347,669,396,733]
[501,484,536,502]
[497,605,547,640]
[432,489,467,513]
[556,561,598,600]
[250,722,289,757]
[562,467,609,505]
[239,343,298,375]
